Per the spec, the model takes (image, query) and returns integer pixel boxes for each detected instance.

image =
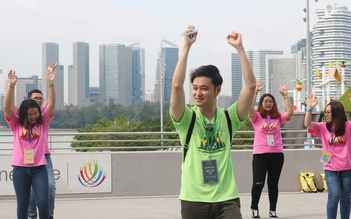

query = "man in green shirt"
[170,25,256,219]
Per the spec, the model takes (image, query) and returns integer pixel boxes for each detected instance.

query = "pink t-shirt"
[308,122,351,171]
[249,112,289,154]
[5,109,53,167]
[41,104,52,154]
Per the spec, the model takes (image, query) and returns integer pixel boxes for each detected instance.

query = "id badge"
[24,149,35,164]
[267,135,274,146]
[320,151,332,164]
[201,159,219,184]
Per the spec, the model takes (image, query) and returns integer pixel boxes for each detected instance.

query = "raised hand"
[183,25,197,45]
[227,31,242,49]
[255,79,265,93]
[307,92,318,109]
[7,70,18,85]
[279,83,290,96]
[46,62,58,82]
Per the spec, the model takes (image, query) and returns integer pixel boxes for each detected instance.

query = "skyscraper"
[266,54,297,110]
[154,40,178,103]
[128,43,144,106]
[99,44,133,106]
[42,42,64,109]
[312,3,351,100]
[231,50,283,104]
[68,42,90,107]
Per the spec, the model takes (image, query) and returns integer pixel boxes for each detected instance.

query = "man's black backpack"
[183,109,232,163]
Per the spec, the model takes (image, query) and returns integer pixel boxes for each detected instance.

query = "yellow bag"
[320,173,328,192]
[300,172,317,193]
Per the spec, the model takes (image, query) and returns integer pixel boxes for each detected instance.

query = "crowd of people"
[4,25,351,219]
[170,25,351,219]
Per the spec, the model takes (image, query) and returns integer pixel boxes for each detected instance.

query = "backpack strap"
[224,109,232,139]
[183,110,196,163]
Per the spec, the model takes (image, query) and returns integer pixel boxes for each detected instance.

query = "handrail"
[0,129,321,152]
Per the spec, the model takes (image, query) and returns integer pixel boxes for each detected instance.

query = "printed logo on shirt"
[197,128,227,153]
[328,136,346,146]
[262,123,276,131]
[20,129,40,141]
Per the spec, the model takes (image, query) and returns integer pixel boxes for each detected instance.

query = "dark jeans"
[28,154,56,218]
[12,165,49,219]
[250,153,284,211]
[181,198,242,219]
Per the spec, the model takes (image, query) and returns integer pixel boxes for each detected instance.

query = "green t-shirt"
[171,103,247,202]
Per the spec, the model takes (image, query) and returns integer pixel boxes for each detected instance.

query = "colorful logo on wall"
[78,160,107,187]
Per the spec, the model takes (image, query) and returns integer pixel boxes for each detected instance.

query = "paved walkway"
[0,192,329,219]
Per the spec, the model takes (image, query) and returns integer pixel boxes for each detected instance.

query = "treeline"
[0,101,254,151]
[0,101,171,129]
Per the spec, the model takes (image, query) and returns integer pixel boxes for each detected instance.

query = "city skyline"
[1,0,351,101]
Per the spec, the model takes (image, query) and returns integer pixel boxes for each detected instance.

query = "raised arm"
[45,62,58,117]
[279,83,293,119]
[227,32,256,120]
[304,92,318,130]
[4,70,18,120]
[170,25,197,122]
[249,79,264,117]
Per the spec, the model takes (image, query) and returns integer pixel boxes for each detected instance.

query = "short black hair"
[190,65,223,88]
[27,89,43,99]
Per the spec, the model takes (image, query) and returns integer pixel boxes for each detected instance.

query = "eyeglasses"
[263,100,274,104]
[32,97,45,101]
[324,111,331,115]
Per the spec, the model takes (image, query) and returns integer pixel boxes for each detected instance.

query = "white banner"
[0,153,111,195]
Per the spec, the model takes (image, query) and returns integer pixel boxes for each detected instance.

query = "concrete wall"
[56,149,324,199]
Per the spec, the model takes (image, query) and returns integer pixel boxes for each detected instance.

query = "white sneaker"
[251,209,260,218]
[269,210,278,218]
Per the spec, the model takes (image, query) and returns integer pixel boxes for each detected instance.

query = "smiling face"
[27,107,40,124]
[192,76,220,108]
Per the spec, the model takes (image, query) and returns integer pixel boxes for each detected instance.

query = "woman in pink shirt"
[4,65,56,219]
[249,80,293,219]
[304,93,351,219]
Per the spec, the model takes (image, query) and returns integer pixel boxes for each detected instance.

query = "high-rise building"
[154,40,178,103]
[312,3,351,100]
[266,54,297,110]
[42,42,64,109]
[99,44,133,106]
[89,86,99,104]
[15,76,42,107]
[231,50,283,104]
[68,42,90,107]
[217,95,232,109]
[128,43,144,106]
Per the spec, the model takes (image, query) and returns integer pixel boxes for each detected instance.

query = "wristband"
[48,81,54,85]
[283,95,289,100]
[8,84,16,88]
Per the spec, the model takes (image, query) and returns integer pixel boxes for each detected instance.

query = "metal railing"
[0,129,320,152]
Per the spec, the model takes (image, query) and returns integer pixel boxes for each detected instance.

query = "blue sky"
[1,0,350,102]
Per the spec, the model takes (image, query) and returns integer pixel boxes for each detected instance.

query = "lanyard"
[202,108,217,156]
[264,117,272,131]
[27,124,35,145]
[329,128,335,147]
